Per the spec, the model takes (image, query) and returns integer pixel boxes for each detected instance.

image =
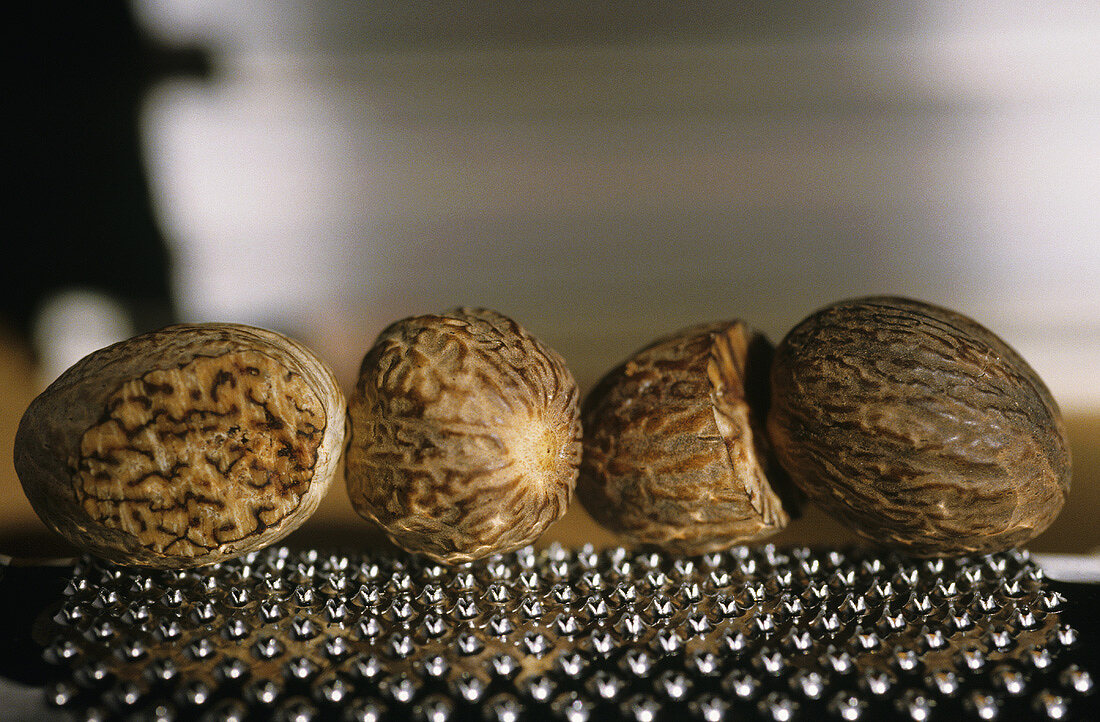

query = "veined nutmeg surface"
[768,296,1071,556]
[14,324,345,567]
[578,321,796,555]
[345,308,581,564]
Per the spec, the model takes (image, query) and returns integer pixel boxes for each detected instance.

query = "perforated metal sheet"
[38,544,1095,721]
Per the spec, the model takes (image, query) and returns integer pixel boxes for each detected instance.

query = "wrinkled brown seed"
[578,320,797,555]
[768,296,1071,556]
[15,324,346,567]
[345,308,581,564]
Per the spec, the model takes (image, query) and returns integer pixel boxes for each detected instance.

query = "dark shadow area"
[5,1,211,352]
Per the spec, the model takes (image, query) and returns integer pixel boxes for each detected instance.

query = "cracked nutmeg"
[14,324,345,567]
[768,296,1071,556]
[345,308,581,564]
[577,321,797,555]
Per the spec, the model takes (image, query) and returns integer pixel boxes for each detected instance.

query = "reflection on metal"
[40,544,1093,720]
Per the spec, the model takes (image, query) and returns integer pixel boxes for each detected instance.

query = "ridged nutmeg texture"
[768,296,1071,556]
[577,321,795,555]
[345,308,582,564]
[14,324,346,568]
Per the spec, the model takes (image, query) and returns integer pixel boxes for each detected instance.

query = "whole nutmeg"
[768,296,1071,556]
[15,324,345,568]
[577,321,797,555]
[345,308,581,564]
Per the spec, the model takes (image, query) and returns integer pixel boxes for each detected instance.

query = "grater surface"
[37,544,1096,721]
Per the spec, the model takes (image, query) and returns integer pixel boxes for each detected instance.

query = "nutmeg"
[768,296,1071,556]
[345,308,581,564]
[14,324,345,568]
[577,321,796,555]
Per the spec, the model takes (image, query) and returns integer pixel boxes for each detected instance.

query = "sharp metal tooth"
[1001,579,1024,597]
[551,691,593,722]
[584,597,610,620]
[579,570,603,593]
[577,546,599,569]
[974,593,1000,614]
[1027,646,1053,671]
[680,581,703,604]
[292,616,321,640]
[754,612,776,634]
[1059,664,1094,694]
[928,669,959,696]
[518,571,540,591]
[454,595,480,620]
[824,649,855,675]
[457,631,484,656]
[611,583,636,605]
[187,637,216,661]
[453,571,476,591]
[722,630,750,656]
[985,626,1014,651]
[827,692,866,721]
[558,651,587,678]
[1031,690,1070,720]
[894,649,921,673]
[587,630,614,655]
[860,669,894,697]
[215,656,250,683]
[949,609,973,632]
[690,694,729,722]
[388,597,414,622]
[422,612,450,639]
[878,611,906,633]
[523,632,552,656]
[146,657,179,684]
[522,674,557,703]
[390,632,416,659]
[555,612,581,636]
[686,612,712,636]
[896,690,936,722]
[452,672,487,703]
[790,670,827,700]
[253,636,285,660]
[484,583,510,604]
[586,670,624,701]
[46,680,79,707]
[782,630,813,653]
[644,571,670,590]
[620,648,654,678]
[829,568,857,589]
[381,672,420,704]
[357,617,383,640]
[180,679,213,707]
[284,656,319,682]
[621,694,661,722]
[228,587,250,606]
[758,692,799,722]
[486,558,512,581]
[515,546,538,570]
[1041,591,1067,611]
[421,654,449,678]
[991,665,1027,697]
[489,653,520,678]
[260,600,285,622]
[484,692,523,722]
[656,670,693,701]
[723,669,761,700]
[738,558,758,576]
[854,630,881,651]
[316,675,353,705]
[653,629,683,655]
[413,693,453,722]
[552,583,577,605]
[345,698,387,722]
[1056,624,1079,647]
[119,637,147,661]
[754,649,787,676]
[959,646,987,672]
[351,655,383,681]
[709,570,733,589]
[519,598,544,620]
[350,585,380,607]
[964,691,1000,719]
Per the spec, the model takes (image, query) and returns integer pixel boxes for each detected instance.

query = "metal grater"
[36,544,1096,721]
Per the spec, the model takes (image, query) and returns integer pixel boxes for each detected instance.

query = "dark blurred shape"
[5,1,210,351]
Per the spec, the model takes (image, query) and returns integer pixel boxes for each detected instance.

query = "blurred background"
[4,1,1098,558]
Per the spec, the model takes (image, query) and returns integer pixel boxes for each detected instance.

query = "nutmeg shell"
[577,321,796,555]
[345,308,581,564]
[14,324,346,568]
[768,296,1071,556]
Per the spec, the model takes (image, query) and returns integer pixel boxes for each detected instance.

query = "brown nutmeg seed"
[345,308,581,564]
[768,296,1071,557]
[14,324,346,568]
[577,321,796,555]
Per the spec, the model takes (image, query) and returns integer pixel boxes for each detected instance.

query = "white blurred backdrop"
[126,1,1098,407]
